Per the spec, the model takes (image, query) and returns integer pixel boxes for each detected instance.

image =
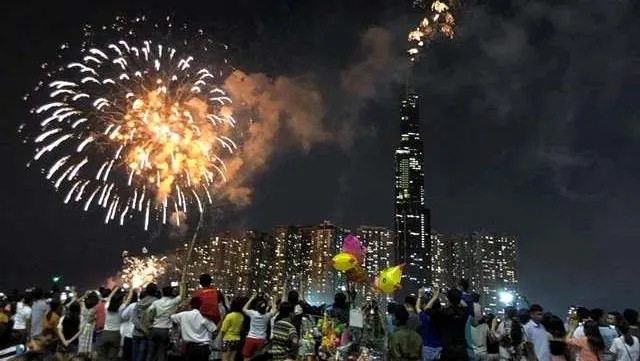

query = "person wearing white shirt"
[171,297,217,361]
[610,321,640,361]
[12,296,32,344]
[97,286,134,360]
[242,293,277,361]
[524,304,551,361]
[120,295,138,361]
[30,288,49,339]
[146,284,184,361]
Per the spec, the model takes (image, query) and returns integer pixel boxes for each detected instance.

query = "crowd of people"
[388,279,640,361]
[0,276,639,361]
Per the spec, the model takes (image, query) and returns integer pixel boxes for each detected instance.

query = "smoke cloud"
[211,26,412,209]
[341,27,398,98]
[411,0,639,200]
[219,70,331,206]
[169,211,188,239]
[213,22,418,209]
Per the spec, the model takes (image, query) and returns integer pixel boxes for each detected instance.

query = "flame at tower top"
[407,0,458,63]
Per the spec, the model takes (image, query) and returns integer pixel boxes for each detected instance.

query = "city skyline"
[431,232,520,314]
[171,220,520,309]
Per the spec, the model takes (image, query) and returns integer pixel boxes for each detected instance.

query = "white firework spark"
[24,16,238,230]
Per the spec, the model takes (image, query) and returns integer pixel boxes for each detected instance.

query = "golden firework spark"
[408,0,458,61]
[120,251,167,289]
[24,16,238,230]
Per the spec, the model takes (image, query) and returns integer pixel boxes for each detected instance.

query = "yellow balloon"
[378,264,404,293]
[332,252,357,272]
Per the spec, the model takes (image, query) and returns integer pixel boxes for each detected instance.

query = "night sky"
[0,0,639,314]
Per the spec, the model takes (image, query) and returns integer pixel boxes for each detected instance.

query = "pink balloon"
[342,234,366,263]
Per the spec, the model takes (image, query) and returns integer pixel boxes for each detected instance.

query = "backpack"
[194,288,220,324]
[133,299,155,336]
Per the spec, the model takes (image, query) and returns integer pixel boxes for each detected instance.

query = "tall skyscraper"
[394,93,430,295]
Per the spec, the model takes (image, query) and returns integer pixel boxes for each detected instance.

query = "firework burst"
[408,0,458,61]
[23,16,238,230]
[120,249,167,289]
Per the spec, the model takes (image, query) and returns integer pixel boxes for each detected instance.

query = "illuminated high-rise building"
[302,221,350,304]
[357,226,393,280]
[430,233,455,288]
[443,232,520,314]
[249,232,275,293]
[174,231,253,295]
[394,93,430,296]
[272,226,311,292]
[356,226,393,300]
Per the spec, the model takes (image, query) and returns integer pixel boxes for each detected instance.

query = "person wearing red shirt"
[191,274,224,325]
[95,287,110,333]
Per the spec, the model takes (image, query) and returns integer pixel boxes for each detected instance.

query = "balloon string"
[181,210,205,284]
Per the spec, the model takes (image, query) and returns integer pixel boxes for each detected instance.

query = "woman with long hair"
[57,302,82,355]
[491,307,526,360]
[609,320,640,361]
[97,286,134,360]
[544,315,568,361]
[567,319,605,361]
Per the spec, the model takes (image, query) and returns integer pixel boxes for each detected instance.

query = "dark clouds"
[406,0,640,312]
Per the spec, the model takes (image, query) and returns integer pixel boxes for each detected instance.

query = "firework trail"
[22,16,237,230]
[120,249,167,289]
[408,0,459,62]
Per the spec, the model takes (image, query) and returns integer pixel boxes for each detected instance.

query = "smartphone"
[64,286,71,291]
[171,281,179,287]
[122,283,130,290]
[60,292,68,302]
